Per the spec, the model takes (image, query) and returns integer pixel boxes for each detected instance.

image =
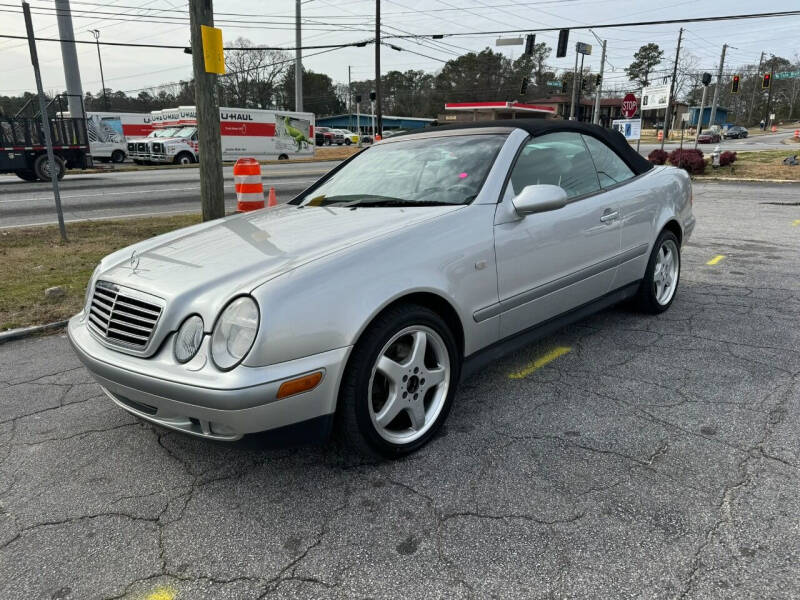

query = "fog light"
[277,371,323,399]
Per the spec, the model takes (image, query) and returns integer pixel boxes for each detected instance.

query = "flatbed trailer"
[1,94,92,181]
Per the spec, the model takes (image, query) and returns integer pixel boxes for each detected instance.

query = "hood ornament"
[129,250,140,274]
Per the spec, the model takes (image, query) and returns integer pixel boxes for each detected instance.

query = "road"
[1,181,799,599]
[637,128,797,154]
[0,161,334,229]
[2,129,798,229]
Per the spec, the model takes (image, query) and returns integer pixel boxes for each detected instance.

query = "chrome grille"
[88,281,163,349]
[137,142,147,152]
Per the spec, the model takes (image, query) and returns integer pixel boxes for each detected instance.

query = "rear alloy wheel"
[338,305,459,457]
[635,230,681,314]
[33,154,65,181]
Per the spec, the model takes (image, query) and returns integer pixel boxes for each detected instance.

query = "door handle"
[600,210,619,223]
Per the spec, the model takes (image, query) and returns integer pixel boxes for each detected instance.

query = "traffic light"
[524,34,535,56]
[369,91,376,101]
[556,29,569,58]
[520,77,529,95]
[731,74,740,94]
[561,79,568,93]
[762,73,771,89]
[701,72,712,86]
[595,74,602,87]
[581,77,587,91]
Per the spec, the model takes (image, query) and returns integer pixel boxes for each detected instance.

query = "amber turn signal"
[277,371,323,399]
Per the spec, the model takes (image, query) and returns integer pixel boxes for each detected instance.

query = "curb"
[692,177,800,183]
[0,320,69,345]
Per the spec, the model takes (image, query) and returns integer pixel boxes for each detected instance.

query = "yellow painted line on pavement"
[145,587,176,600]
[792,219,800,226]
[508,346,571,379]
[706,255,726,265]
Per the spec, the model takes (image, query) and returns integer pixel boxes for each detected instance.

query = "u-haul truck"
[85,112,153,163]
[141,106,315,165]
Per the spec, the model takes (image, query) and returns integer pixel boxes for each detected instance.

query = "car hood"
[97,203,463,302]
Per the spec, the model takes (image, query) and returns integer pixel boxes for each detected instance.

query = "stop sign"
[621,93,638,118]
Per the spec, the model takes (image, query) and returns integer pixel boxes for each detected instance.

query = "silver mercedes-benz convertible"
[68,120,694,457]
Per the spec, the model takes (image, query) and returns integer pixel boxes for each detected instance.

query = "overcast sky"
[1,0,798,99]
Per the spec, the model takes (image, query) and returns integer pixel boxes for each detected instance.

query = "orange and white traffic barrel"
[233,157,265,212]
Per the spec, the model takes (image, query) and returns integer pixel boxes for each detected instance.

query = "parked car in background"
[315,127,343,146]
[723,126,748,139]
[333,129,360,145]
[69,120,693,457]
[697,131,721,144]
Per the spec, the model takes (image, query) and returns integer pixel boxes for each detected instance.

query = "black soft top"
[431,118,653,176]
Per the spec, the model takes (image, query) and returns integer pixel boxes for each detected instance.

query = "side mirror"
[511,184,567,216]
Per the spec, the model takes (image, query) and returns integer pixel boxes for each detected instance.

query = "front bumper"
[68,313,350,441]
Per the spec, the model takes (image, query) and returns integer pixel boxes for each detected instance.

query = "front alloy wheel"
[338,304,459,457]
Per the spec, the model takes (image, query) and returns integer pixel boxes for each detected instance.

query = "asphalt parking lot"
[1,181,799,599]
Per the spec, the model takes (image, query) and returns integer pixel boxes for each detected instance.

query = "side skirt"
[461,281,641,382]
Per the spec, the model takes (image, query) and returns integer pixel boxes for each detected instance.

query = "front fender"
[245,205,500,367]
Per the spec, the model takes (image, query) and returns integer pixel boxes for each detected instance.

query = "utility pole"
[23,2,67,242]
[348,65,352,130]
[660,27,683,151]
[189,0,224,221]
[708,43,727,131]
[89,30,108,111]
[294,0,303,111]
[54,0,84,118]
[764,59,775,128]
[569,47,579,119]
[375,0,382,136]
[748,51,764,124]
[577,53,586,121]
[694,82,708,149]
[593,39,606,125]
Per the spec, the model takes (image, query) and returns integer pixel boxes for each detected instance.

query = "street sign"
[496,37,523,46]
[775,70,800,80]
[546,80,562,88]
[612,118,641,141]
[576,42,592,55]
[201,25,225,74]
[642,83,670,110]
[621,93,638,118]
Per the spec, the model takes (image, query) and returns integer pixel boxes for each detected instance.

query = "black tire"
[174,152,195,165]
[15,170,38,181]
[345,138,352,146]
[278,154,289,160]
[111,150,126,163]
[337,304,461,458]
[33,154,65,181]
[634,230,681,314]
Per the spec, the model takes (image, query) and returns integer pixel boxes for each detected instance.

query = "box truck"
[85,111,153,163]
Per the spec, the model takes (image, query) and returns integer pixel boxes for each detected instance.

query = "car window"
[508,132,600,200]
[581,134,635,188]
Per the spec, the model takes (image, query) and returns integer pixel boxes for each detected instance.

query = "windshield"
[173,127,197,139]
[294,134,506,207]
[150,128,179,138]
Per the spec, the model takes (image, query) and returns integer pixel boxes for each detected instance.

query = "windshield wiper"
[352,199,455,207]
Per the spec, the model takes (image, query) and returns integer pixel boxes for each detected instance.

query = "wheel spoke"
[407,331,427,367]
[375,389,404,427]
[425,366,446,388]
[376,355,405,388]
[407,399,426,431]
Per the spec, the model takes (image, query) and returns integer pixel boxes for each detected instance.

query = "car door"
[580,134,649,289]
[492,132,622,338]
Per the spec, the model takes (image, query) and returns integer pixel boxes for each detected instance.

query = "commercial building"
[686,106,730,127]
[316,113,434,134]
[437,101,556,123]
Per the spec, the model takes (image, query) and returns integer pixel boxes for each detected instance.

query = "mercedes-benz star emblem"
[129,251,140,273]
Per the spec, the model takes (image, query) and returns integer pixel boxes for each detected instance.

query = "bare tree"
[222,37,290,109]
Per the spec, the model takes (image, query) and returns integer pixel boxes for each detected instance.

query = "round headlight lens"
[211,297,259,370]
[174,315,205,364]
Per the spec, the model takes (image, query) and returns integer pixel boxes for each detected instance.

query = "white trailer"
[143,106,315,164]
[85,112,153,163]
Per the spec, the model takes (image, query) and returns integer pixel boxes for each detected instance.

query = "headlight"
[174,315,204,364]
[210,297,259,371]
